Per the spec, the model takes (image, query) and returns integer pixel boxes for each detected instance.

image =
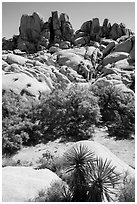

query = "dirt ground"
[92,127,135,168]
[3,127,135,169]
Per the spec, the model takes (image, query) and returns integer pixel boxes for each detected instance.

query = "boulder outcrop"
[2,11,135,99]
[2,166,61,202]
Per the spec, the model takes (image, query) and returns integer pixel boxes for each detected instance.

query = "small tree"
[2,91,40,155]
[91,84,135,139]
[37,84,101,141]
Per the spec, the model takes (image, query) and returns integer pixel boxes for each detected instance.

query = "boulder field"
[2,167,61,202]
[2,12,135,99]
[2,10,135,202]
[2,35,135,99]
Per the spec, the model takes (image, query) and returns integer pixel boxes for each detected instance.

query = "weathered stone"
[129,36,135,61]
[101,18,111,37]
[109,23,123,40]
[114,58,135,70]
[57,50,84,71]
[60,13,74,41]
[116,35,130,43]
[60,13,69,22]
[6,54,27,65]
[62,22,74,41]
[91,18,100,34]
[80,20,92,33]
[103,52,129,66]
[2,167,61,202]
[74,36,90,46]
[74,31,86,39]
[2,71,51,99]
[119,23,129,36]
[4,63,22,72]
[102,42,116,57]
[100,38,117,46]
[51,11,62,42]
[13,49,26,55]
[19,12,44,43]
[113,37,132,53]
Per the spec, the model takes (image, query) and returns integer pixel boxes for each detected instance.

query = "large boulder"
[129,36,135,61]
[6,54,27,65]
[2,71,51,99]
[102,41,116,57]
[80,20,92,33]
[109,23,123,40]
[101,18,111,37]
[103,52,129,66]
[113,37,133,53]
[51,11,62,43]
[60,13,74,42]
[114,58,135,70]
[57,50,84,71]
[2,166,61,202]
[19,12,44,42]
[90,18,100,35]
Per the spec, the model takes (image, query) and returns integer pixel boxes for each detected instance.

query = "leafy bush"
[33,181,72,202]
[37,84,101,141]
[2,91,40,155]
[91,84,135,139]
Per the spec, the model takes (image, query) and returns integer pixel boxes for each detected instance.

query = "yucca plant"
[63,143,95,201]
[86,157,121,202]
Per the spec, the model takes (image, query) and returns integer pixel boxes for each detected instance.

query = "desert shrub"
[33,181,72,202]
[2,91,40,155]
[35,150,63,174]
[118,174,135,202]
[37,84,101,141]
[91,84,135,139]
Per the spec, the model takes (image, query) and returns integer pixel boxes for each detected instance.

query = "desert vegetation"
[32,143,125,202]
[2,82,135,156]
[2,8,135,201]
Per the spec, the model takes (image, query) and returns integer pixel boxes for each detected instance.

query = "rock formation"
[2,167,61,202]
[3,10,134,53]
[2,10,135,202]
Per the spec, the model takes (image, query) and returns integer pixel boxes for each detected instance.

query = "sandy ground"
[3,127,135,169]
[92,127,135,168]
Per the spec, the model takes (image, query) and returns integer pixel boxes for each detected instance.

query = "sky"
[2,1,135,39]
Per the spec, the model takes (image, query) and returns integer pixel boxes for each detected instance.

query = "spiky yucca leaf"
[64,143,95,173]
[86,157,121,202]
[63,143,95,201]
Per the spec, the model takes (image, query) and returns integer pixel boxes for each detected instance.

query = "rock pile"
[16,11,74,53]
[3,11,134,53]
[2,11,135,99]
